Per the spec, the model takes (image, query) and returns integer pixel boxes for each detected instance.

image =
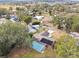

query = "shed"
[32,41,46,53]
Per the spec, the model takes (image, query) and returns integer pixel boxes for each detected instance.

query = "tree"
[20,16,32,25]
[39,11,42,15]
[0,21,32,56]
[52,4,65,12]
[55,35,78,58]
[16,7,25,11]
[53,16,73,33]
[32,9,38,17]
[53,16,64,29]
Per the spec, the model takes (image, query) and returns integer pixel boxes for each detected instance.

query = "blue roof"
[32,41,46,53]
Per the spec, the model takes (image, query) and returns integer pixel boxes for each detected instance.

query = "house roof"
[28,25,37,33]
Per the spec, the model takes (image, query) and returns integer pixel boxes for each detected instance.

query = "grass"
[71,15,79,32]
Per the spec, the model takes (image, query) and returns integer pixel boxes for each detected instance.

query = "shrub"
[24,16,32,24]
[20,16,32,25]
[52,4,65,12]
[16,7,25,11]
[0,21,32,56]
[32,22,40,25]
[53,16,73,33]
[55,35,78,58]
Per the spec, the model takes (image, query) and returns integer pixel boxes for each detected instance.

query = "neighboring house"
[27,24,37,33]
[31,25,40,30]
[27,22,40,33]
[32,22,40,30]
[10,18,16,22]
[10,14,18,22]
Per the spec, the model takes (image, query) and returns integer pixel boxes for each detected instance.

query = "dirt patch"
[8,47,30,58]
[7,46,56,58]
[51,29,67,41]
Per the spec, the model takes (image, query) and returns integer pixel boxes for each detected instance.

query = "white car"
[34,16,44,20]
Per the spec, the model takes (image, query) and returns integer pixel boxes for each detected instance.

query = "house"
[27,22,40,33]
[27,24,37,33]
[32,41,46,53]
[10,18,16,22]
[10,15,17,20]
[31,22,40,30]
[31,25,40,30]
[10,14,18,22]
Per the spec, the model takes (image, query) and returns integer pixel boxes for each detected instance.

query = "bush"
[53,16,73,33]
[32,22,40,25]
[20,16,32,25]
[16,7,25,11]
[0,21,32,56]
[55,35,78,58]
[52,4,65,12]
[24,16,32,24]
